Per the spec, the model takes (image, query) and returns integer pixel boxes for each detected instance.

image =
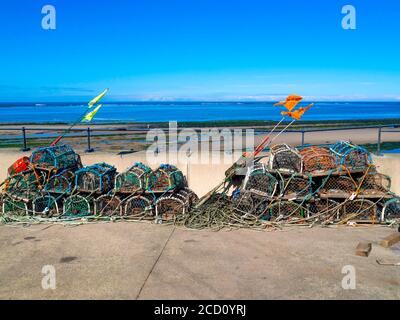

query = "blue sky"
[0,0,399,101]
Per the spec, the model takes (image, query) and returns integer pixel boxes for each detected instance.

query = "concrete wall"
[372,154,400,195]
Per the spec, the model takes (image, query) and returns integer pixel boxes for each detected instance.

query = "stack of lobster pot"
[233,140,399,224]
[1,145,83,218]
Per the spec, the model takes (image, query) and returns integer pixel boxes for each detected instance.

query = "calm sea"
[0,101,399,123]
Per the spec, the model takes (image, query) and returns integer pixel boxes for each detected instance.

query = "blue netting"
[330,141,372,170]
[30,145,82,170]
[75,163,117,193]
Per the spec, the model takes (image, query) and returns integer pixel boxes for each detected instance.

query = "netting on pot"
[242,163,278,198]
[299,146,336,173]
[115,162,151,194]
[94,195,122,216]
[44,170,75,194]
[147,164,185,193]
[339,199,378,222]
[234,190,271,218]
[269,144,302,174]
[266,200,307,222]
[330,141,371,171]
[32,195,59,217]
[357,172,391,195]
[63,195,92,217]
[124,195,154,218]
[381,197,400,221]
[30,145,82,170]
[280,174,312,199]
[2,196,29,216]
[155,189,192,221]
[180,188,199,207]
[307,199,341,222]
[75,163,117,193]
[4,170,42,201]
[319,175,356,197]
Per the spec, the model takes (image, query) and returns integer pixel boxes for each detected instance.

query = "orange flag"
[274,94,303,111]
[281,103,314,120]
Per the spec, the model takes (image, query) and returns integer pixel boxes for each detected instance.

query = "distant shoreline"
[0,118,399,128]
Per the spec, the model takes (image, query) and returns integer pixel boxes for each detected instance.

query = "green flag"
[88,88,109,108]
[82,104,102,122]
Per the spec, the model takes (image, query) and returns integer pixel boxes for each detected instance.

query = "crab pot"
[32,195,59,217]
[267,200,307,222]
[281,174,312,199]
[124,195,153,218]
[63,195,92,217]
[2,196,29,216]
[339,199,378,222]
[307,199,341,222]
[358,172,391,195]
[243,164,278,198]
[30,145,82,170]
[299,146,336,173]
[319,175,356,196]
[381,197,400,221]
[115,162,151,194]
[4,170,41,201]
[330,141,371,171]
[234,190,271,217]
[94,195,122,216]
[269,144,302,174]
[75,163,117,193]
[44,170,75,194]
[147,164,185,193]
[155,189,191,221]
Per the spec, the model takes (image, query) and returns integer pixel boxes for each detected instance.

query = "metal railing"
[0,124,399,155]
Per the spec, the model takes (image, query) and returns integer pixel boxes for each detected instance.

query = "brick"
[356,242,372,257]
[379,233,400,248]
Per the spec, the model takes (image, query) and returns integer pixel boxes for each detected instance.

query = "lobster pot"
[75,163,117,193]
[94,195,121,216]
[381,197,400,221]
[4,170,41,201]
[30,145,82,170]
[330,141,371,170]
[299,146,336,173]
[147,164,185,193]
[44,170,75,194]
[267,200,307,222]
[358,172,391,195]
[243,164,278,198]
[269,144,302,174]
[32,195,59,217]
[115,162,151,194]
[234,190,271,217]
[307,199,341,222]
[281,174,312,199]
[319,175,356,197]
[180,188,199,207]
[339,199,377,222]
[155,190,191,221]
[63,195,92,217]
[124,195,154,218]
[2,196,29,216]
